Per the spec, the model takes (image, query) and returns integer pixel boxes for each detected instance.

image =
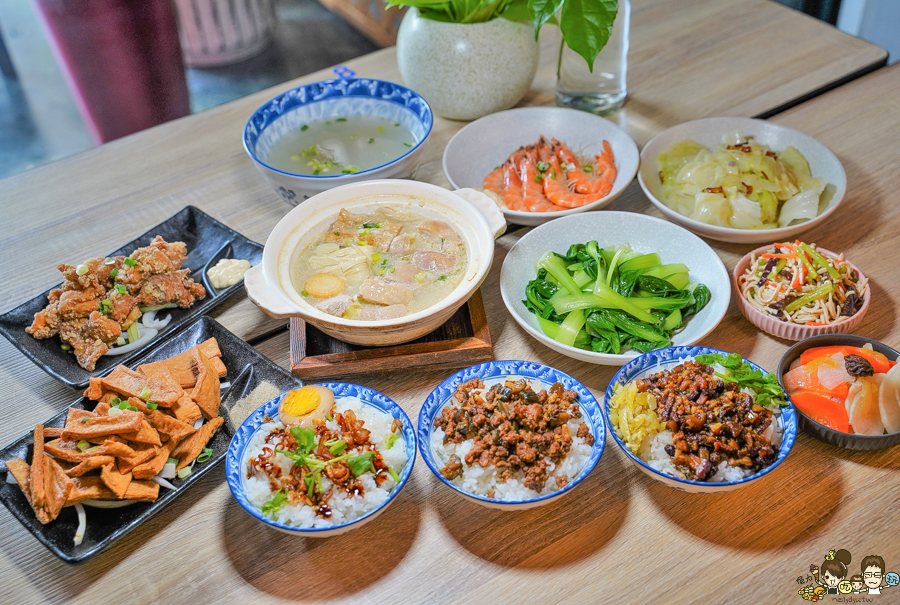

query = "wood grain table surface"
[0,2,893,603]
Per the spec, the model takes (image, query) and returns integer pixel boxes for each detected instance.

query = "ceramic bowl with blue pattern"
[243,78,433,204]
[604,346,797,494]
[419,360,605,510]
[226,382,416,537]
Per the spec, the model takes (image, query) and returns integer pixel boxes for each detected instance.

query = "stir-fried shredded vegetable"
[657,132,827,229]
[523,241,711,354]
[738,241,866,326]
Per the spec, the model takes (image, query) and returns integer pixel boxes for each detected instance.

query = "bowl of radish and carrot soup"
[778,334,900,450]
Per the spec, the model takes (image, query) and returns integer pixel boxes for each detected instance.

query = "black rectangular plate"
[0,206,263,388]
[0,316,302,563]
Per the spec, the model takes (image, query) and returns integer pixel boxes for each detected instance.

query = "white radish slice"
[74,503,86,546]
[817,354,852,391]
[879,364,900,433]
[789,357,803,371]
[849,375,885,436]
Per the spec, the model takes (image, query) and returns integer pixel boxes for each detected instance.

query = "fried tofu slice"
[31,425,46,510]
[116,442,158,474]
[190,349,221,420]
[170,393,202,426]
[137,338,223,388]
[100,464,132,499]
[128,398,195,443]
[172,417,223,470]
[137,364,185,408]
[5,458,51,524]
[42,427,64,439]
[94,402,111,416]
[43,457,74,521]
[66,475,115,505]
[132,441,175,480]
[44,438,136,463]
[102,365,180,405]
[211,357,227,378]
[65,455,115,477]
[119,420,162,447]
[61,409,143,441]
[83,377,105,400]
[99,392,119,404]
[123,479,160,501]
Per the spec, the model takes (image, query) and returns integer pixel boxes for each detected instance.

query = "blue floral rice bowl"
[226,382,416,537]
[419,360,605,511]
[604,346,797,494]
[243,78,433,205]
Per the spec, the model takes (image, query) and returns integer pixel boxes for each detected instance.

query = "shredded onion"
[74,504,86,546]
[141,310,173,330]
[82,499,137,508]
[152,476,177,490]
[104,326,158,356]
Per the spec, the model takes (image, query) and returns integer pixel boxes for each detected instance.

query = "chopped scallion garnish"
[76,440,91,452]
[127,321,140,343]
[147,402,158,410]
[124,258,137,267]
[118,401,129,410]
[80,417,89,424]
[368,138,374,144]
[60,344,71,351]
[109,268,118,278]
[176,467,192,479]
[166,458,178,464]
[104,258,116,266]
[196,447,214,463]
[110,398,121,406]
[335,117,347,122]
[386,433,400,449]
[387,466,400,482]
[115,284,126,294]
[139,387,151,400]
[126,405,138,412]
[300,124,309,131]
[76,264,89,276]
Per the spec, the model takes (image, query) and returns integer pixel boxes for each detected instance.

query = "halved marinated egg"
[278,385,335,427]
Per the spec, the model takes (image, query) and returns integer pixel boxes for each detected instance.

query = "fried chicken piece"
[138,271,205,308]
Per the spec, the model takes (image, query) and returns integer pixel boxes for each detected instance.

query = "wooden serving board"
[289,289,492,380]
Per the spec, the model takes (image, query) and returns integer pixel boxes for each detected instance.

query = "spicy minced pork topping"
[434,378,594,495]
[636,361,778,481]
[247,408,394,519]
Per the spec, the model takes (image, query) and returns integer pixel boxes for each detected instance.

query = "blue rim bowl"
[604,346,798,493]
[226,382,416,536]
[243,78,433,204]
[418,360,606,510]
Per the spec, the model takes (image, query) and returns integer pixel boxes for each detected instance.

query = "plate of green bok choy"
[499,212,731,365]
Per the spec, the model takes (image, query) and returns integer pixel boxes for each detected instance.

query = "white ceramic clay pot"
[396,9,539,121]
[244,180,506,346]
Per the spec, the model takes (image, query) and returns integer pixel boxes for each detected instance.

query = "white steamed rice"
[242,396,408,528]
[430,377,593,501]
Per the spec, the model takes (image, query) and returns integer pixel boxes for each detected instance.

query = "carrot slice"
[790,391,851,432]
[800,346,892,374]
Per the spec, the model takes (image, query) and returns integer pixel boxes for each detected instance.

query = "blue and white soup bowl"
[603,346,797,494]
[419,360,606,511]
[243,78,433,204]
[226,382,417,537]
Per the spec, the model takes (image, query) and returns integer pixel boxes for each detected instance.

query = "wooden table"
[0,2,892,603]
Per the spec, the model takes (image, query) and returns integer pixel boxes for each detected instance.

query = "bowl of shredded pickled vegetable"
[734,242,870,341]
[638,117,845,244]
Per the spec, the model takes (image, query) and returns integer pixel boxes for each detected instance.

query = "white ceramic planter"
[397,9,539,120]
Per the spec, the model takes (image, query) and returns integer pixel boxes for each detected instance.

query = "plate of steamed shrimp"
[442,107,640,226]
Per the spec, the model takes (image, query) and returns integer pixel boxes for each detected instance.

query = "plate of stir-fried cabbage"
[638,117,845,244]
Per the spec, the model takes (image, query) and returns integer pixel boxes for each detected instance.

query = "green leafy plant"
[387,0,618,69]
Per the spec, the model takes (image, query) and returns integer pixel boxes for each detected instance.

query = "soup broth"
[291,206,467,321]
[266,116,416,175]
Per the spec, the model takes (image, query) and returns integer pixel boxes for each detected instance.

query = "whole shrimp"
[552,138,616,196]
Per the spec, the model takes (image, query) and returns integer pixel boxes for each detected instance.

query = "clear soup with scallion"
[265,116,416,176]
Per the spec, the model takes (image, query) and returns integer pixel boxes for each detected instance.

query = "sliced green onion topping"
[76,264,89,276]
[166,458,178,464]
[126,406,138,412]
[335,117,347,122]
[124,258,137,267]
[139,387,151,400]
[104,258,117,266]
[115,284,126,294]
[387,466,400,483]
[116,336,126,346]
[196,447,214,463]
[117,401,129,410]
[127,321,140,343]
[110,397,121,406]
[60,344,71,351]
[109,268,118,278]
[80,417,89,424]
[386,433,400,449]
[76,440,91,452]
[176,466,192,479]
[368,138,374,144]
[147,402,158,410]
